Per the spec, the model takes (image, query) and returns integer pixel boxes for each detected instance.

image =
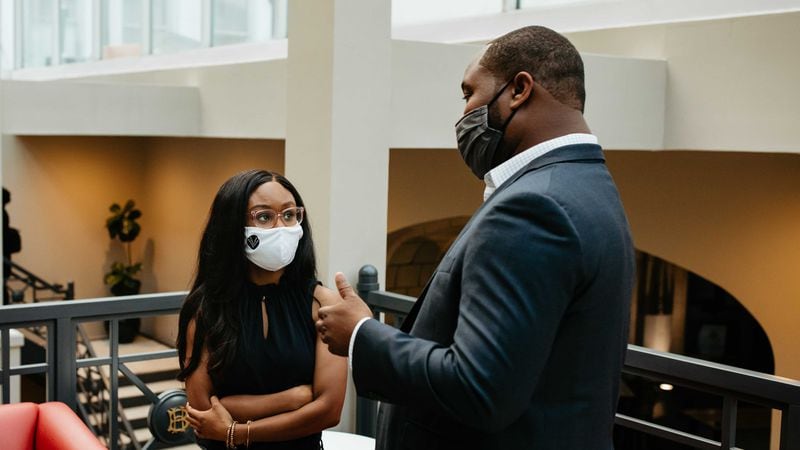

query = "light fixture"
[659,383,674,391]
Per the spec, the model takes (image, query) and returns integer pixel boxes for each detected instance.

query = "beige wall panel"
[2,136,147,300]
[388,148,483,233]
[606,151,800,381]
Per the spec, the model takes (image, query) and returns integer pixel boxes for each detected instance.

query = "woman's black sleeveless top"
[198,279,320,450]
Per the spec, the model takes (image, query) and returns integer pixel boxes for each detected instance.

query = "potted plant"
[104,200,143,343]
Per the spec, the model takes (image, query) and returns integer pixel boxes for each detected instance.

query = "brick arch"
[385,216,469,297]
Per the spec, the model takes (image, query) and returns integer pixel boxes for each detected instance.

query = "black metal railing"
[4,257,74,303]
[0,292,185,449]
[354,265,800,450]
[2,259,148,447]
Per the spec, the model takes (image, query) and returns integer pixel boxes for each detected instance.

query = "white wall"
[1,80,200,136]
[3,41,667,151]
[566,12,800,153]
[391,41,666,150]
[82,60,289,139]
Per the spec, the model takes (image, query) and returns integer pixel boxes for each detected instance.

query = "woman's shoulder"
[312,284,340,308]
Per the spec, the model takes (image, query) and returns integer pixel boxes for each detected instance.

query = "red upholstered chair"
[0,402,105,450]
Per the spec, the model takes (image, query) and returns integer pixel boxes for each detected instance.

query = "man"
[3,188,22,305]
[317,26,635,449]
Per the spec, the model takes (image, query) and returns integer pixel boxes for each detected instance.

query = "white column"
[9,329,24,403]
[0,330,24,403]
[285,0,391,433]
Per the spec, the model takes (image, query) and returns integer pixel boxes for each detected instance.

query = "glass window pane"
[518,0,592,9]
[212,0,274,46]
[60,0,93,64]
[1,0,15,73]
[102,0,143,59]
[152,0,202,55]
[392,0,503,26]
[22,0,56,68]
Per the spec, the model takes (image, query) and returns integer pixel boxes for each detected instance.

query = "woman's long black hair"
[176,169,316,384]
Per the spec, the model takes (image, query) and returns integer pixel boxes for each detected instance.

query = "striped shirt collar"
[483,133,598,201]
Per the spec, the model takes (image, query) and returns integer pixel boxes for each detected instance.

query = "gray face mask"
[455,79,517,179]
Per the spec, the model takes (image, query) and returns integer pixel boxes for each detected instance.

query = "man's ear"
[510,71,534,109]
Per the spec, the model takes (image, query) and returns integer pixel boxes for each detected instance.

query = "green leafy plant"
[104,200,143,296]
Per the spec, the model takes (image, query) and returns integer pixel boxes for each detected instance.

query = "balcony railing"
[1,266,799,449]
[0,292,185,449]
[354,265,800,450]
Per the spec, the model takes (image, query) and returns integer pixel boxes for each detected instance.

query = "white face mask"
[244,224,304,272]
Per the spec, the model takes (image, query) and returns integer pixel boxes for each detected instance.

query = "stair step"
[89,336,178,369]
[77,335,198,449]
[119,378,184,400]
[85,403,148,426]
[118,428,201,448]
[119,426,152,445]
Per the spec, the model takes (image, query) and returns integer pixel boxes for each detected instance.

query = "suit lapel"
[398,144,605,332]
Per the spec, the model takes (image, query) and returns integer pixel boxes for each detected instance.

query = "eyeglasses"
[248,206,305,229]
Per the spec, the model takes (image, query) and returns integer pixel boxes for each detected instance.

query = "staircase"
[84,335,199,449]
[4,260,198,448]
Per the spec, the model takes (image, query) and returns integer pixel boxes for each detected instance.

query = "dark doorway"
[616,253,774,450]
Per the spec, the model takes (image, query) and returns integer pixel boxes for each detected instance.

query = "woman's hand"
[186,395,233,441]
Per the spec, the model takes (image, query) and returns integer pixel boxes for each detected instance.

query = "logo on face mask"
[243,224,304,272]
[246,235,260,250]
[455,79,519,179]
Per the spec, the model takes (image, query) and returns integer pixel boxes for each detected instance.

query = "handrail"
[0,292,184,321]
[4,257,75,302]
[0,291,187,450]
[625,344,800,408]
[355,265,800,450]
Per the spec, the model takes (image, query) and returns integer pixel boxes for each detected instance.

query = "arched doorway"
[617,251,775,450]
[385,217,469,297]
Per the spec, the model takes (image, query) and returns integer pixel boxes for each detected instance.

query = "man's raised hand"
[315,272,373,356]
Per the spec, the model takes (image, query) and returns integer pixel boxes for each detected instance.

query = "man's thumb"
[335,272,356,300]
[210,395,220,406]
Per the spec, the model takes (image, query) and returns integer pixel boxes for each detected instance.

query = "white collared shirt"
[483,133,598,201]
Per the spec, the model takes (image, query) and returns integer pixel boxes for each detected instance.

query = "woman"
[177,169,347,449]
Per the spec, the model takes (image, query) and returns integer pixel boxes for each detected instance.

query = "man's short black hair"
[481,26,586,112]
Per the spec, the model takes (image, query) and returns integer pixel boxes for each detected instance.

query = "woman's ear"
[510,71,534,109]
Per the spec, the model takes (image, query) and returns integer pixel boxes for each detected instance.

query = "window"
[151,0,203,55]
[22,0,56,68]
[0,0,15,71]
[212,0,275,46]
[60,0,93,64]
[102,0,144,58]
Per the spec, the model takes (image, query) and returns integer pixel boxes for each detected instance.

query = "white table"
[321,430,376,450]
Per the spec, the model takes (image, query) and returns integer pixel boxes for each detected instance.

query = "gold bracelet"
[226,421,233,449]
[246,420,252,448]
[227,420,238,449]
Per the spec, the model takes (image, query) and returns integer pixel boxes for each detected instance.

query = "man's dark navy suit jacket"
[353,144,635,450]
